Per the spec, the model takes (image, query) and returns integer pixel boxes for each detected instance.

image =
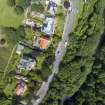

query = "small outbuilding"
[16,44,24,55]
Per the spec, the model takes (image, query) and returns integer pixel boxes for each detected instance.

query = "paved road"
[31,1,79,105]
[53,0,79,74]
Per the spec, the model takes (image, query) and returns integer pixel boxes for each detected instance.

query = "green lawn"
[0,38,14,71]
[0,0,23,27]
[0,29,17,71]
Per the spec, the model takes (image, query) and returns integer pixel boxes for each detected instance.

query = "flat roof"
[41,17,55,36]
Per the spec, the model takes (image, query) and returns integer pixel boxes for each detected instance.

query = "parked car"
[68,2,72,13]
[64,41,68,47]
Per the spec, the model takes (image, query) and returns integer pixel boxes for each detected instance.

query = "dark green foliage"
[14,5,24,15]
[16,25,26,39]
[16,0,30,9]
[4,26,26,43]
[39,55,54,81]
[31,3,44,13]
[7,0,16,7]
[3,27,18,44]
[63,36,105,105]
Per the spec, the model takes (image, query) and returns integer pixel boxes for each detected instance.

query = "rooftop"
[34,35,50,50]
[16,44,24,55]
[18,56,36,71]
[15,80,27,96]
[41,17,55,36]
[47,1,57,15]
[24,19,35,27]
[38,36,50,49]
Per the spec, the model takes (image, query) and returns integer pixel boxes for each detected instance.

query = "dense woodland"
[63,36,105,105]
[40,0,105,105]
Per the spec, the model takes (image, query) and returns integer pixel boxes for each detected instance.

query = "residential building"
[34,35,50,50]
[41,17,55,36]
[18,56,36,71]
[16,44,24,55]
[15,75,28,82]
[47,0,57,15]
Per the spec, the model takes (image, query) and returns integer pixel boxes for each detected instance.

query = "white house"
[51,0,61,5]
[47,0,57,15]
[41,17,55,36]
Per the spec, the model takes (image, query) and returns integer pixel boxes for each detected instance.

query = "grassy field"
[0,46,13,70]
[0,32,14,71]
[0,0,23,27]
[0,0,24,70]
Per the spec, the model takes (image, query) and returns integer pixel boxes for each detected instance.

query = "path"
[3,45,16,79]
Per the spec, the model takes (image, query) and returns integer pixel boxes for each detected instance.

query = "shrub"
[14,5,24,15]
[16,0,31,9]
[7,0,16,7]
[31,3,44,13]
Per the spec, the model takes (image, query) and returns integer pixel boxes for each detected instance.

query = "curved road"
[31,0,80,105]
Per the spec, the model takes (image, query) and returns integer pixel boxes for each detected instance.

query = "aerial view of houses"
[1,0,104,105]
[0,0,68,104]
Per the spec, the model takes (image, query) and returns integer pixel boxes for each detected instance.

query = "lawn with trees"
[0,0,23,27]
[0,0,66,104]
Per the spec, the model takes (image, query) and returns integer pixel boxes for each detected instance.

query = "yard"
[0,29,15,71]
[0,0,23,27]
[0,0,67,102]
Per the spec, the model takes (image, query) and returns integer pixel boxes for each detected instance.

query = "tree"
[7,0,16,7]
[39,0,105,105]
[16,0,31,9]
[64,1,70,9]
[14,5,24,15]
[31,3,44,13]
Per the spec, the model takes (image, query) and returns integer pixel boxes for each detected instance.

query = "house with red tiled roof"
[34,35,50,50]
[15,80,27,96]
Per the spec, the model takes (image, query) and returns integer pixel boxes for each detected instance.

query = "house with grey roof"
[18,56,36,71]
[41,17,55,37]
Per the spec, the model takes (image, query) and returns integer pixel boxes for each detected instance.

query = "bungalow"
[18,56,36,71]
[41,17,55,36]
[47,0,57,15]
[34,35,50,50]
[15,80,27,96]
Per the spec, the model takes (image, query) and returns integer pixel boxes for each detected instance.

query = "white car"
[68,2,72,13]
[64,41,68,47]
[68,6,72,12]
